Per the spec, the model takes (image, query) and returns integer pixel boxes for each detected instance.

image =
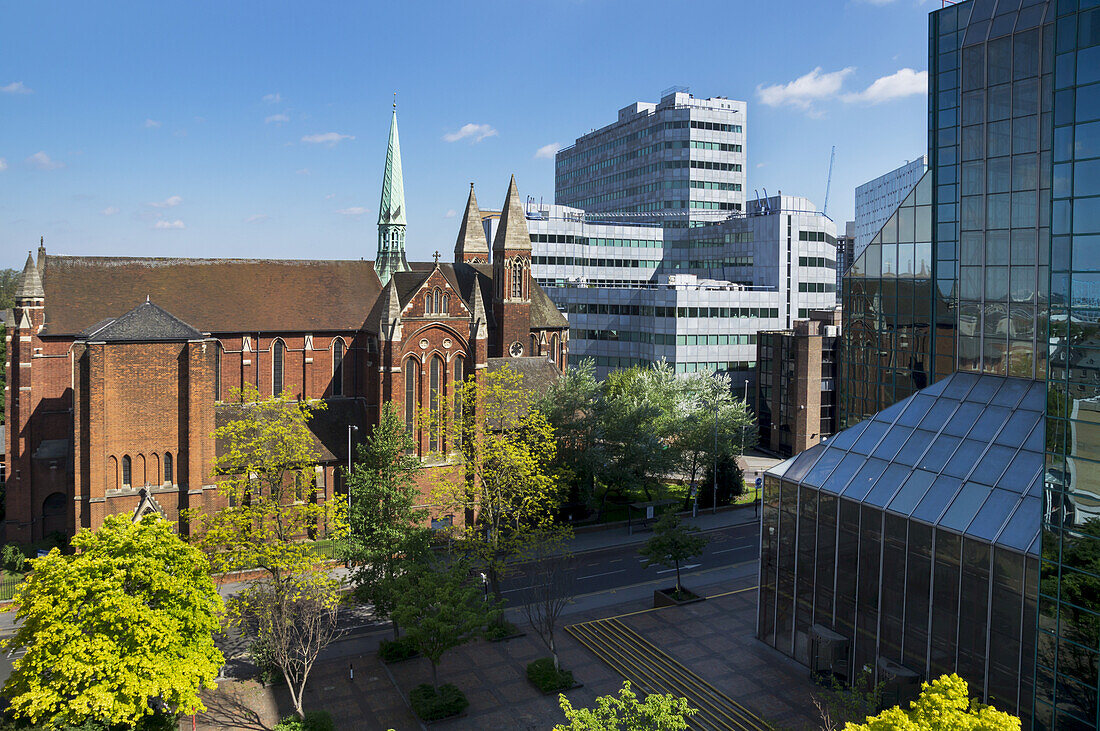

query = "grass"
[586,482,759,524]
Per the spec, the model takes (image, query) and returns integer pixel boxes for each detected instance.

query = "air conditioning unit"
[810,624,850,683]
[876,657,921,711]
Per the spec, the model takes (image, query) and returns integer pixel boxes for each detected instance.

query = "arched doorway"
[41,492,67,538]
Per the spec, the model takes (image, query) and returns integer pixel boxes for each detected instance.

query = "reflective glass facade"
[1039,2,1100,728]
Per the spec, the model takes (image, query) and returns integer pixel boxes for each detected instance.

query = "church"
[2,108,569,543]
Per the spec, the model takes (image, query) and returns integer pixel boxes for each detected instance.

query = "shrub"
[0,544,25,574]
[527,657,575,693]
[272,711,335,731]
[378,634,419,663]
[409,683,469,722]
[248,636,281,685]
[484,618,521,641]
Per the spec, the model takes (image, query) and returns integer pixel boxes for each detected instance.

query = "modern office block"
[854,156,928,261]
[836,220,856,290]
[756,308,842,458]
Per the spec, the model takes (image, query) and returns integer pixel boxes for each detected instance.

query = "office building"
[759,2,1100,727]
[854,156,928,261]
[836,221,856,290]
[755,308,841,458]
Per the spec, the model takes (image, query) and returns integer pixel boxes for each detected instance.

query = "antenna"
[823,145,836,217]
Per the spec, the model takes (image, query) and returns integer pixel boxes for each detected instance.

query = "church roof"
[454,184,488,260]
[80,300,203,342]
[41,255,382,336]
[215,397,370,465]
[486,357,561,394]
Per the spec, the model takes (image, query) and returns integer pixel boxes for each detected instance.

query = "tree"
[346,402,430,640]
[843,674,1020,731]
[639,513,708,597]
[555,681,697,731]
[520,529,576,672]
[391,559,494,691]
[241,570,343,721]
[2,514,224,729]
[435,365,561,604]
[190,384,347,586]
[538,360,603,510]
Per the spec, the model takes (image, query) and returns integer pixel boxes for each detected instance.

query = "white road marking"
[577,569,625,581]
[713,546,751,554]
[608,558,623,563]
[657,563,701,574]
[502,585,537,594]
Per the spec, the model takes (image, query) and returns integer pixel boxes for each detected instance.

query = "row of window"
[559,119,743,168]
[798,282,837,292]
[111,452,173,489]
[799,256,838,269]
[214,337,349,401]
[688,140,742,152]
[531,255,660,269]
[530,234,663,248]
[423,288,451,315]
[690,180,742,191]
[684,256,754,268]
[556,159,743,200]
[690,120,742,133]
[573,329,757,346]
[690,200,739,210]
[798,230,838,244]
[563,302,781,319]
[557,140,743,182]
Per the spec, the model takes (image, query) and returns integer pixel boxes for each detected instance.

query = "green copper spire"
[376,99,410,285]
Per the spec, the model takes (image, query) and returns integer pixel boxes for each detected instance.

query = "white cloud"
[301,132,354,146]
[443,123,498,143]
[265,112,290,124]
[324,193,336,199]
[756,67,855,113]
[534,142,561,160]
[756,162,767,169]
[445,209,457,218]
[102,206,119,216]
[149,195,183,208]
[295,168,311,176]
[843,68,928,104]
[1,81,32,94]
[144,118,161,128]
[26,151,64,170]
[263,92,282,103]
[336,207,368,216]
[154,219,185,230]
[0,158,7,172]
[245,214,269,223]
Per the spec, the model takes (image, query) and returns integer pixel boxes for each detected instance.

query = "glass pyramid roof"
[768,372,1044,555]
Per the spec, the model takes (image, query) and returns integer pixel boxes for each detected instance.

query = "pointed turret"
[376,279,403,342]
[469,277,487,338]
[492,175,532,256]
[375,103,410,286]
[16,251,44,302]
[454,184,489,264]
[36,237,46,276]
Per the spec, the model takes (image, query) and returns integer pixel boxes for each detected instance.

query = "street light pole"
[347,424,358,514]
[712,391,718,516]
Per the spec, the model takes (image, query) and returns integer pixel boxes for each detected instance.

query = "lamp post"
[712,390,719,515]
[743,379,750,502]
[347,424,358,514]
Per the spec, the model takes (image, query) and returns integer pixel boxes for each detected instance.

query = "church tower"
[375,101,410,285]
[491,176,533,358]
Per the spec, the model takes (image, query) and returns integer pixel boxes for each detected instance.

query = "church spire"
[454,183,489,264]
[375,100,410,285]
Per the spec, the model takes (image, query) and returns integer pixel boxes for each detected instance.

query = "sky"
[0,0,935,272]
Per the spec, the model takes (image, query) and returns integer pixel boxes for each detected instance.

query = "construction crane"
[823,145,836,218]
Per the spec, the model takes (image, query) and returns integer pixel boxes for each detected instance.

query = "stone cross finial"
[433,251,441,264]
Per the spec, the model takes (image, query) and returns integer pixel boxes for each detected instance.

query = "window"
[122,455,132,487]
[453,355,465,444]
[332,339,345,397]
[441,292,449,313]
[164,452,173,484]
[549,334,559,365]
[404,359,418,435]
[214,342,222,401]
[512,259,524,299]
[430,356,443,452]
[272,339,285,395]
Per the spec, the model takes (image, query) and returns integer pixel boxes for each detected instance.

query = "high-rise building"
[835,220,856,290]
[759,2,1094,727]
[853,156,928,262]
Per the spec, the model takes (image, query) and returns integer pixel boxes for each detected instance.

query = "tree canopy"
[639,513,708,596]
[555,681,697,731]
[2,515,224,728]
[843,674,1020,731]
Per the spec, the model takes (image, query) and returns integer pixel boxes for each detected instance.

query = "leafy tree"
[435,365,561,604]
[554,681,696,731]
[2,515,224,729]
[673,370,755,505]
[538,359,603,509]
[843,674,1019,731]
[639,513,708,597]
[0,267,18,311]
[391,558,495,691]
[346,402,430,640]
[241,570,343,721]
[699,454,745,509]
[811,666,883,730]
[190,384,347,586]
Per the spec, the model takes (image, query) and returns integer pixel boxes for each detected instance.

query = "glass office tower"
[1039,2,1100,728]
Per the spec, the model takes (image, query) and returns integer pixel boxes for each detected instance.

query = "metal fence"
[0,572,26,601]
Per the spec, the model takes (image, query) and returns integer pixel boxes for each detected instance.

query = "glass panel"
[821,453,867,495]
[783,443,827,483]
[871,425,915,462]
[970,404,1012,440]
[895,429,938,466]
[865,463,913,508]
[940,481,995,532]
[918,398,961,432]
[943,401,985,436]
[995,497,1042,551]
[917,434,964,473]
[803,448,847,488]
[999,450,1043,494]
[944,438,992,478]
[823,419,869,451]
[851,419,890,455]
[912,475,964,523]
[888,469,939,517]
[995,409,1043,446]
[898,395,938,427]
[968,488,1021,541]
[841,458,890,501]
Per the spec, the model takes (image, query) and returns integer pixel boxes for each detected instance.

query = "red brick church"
[2,109,568,543]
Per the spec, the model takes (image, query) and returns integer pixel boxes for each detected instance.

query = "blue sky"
[0,0,934,271]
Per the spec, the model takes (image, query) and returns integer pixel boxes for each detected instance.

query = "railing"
[0,572,26,601]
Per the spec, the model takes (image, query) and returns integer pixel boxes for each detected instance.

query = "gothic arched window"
[332,338,345,397]
[404,359,419,435]
[511,259,524,299]
[272,339,286,395]
[441,292,449,314]
[550,334,559,365]
[164,452,173,484]
[453,355,465,447]
[214,342,223,401]
[430,355,443,452]
[122,455,132,488]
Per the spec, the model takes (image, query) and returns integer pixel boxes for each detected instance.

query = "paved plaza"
[185,576,821,731]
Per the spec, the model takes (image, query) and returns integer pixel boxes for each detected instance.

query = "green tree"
[843,674,1019,731]
[538,359,603,509]
[0,267,18,311]
[555,681,697,731]
[639,513,708,597]
[2,514,224,729]
[391,559,494,691]
[435,365,561,604]
[346,402,430,640]
[190,384,347,586]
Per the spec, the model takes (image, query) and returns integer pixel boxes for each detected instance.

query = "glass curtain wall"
[1039,2,1100,728]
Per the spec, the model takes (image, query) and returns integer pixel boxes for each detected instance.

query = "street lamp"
[347,424,358,514]
[479,572,489,602]
[712,389,719,516]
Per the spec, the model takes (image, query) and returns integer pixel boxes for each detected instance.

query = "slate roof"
[486,357,561,394]
[41,255,382,336]
[215,397,370,465]
[80,300,203,342]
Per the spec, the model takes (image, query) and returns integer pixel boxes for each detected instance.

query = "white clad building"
[853,156,928,260]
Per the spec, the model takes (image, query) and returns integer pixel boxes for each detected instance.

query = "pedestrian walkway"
[567,604,772,731]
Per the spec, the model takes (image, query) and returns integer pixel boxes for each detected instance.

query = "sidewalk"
[566,501,760,555]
